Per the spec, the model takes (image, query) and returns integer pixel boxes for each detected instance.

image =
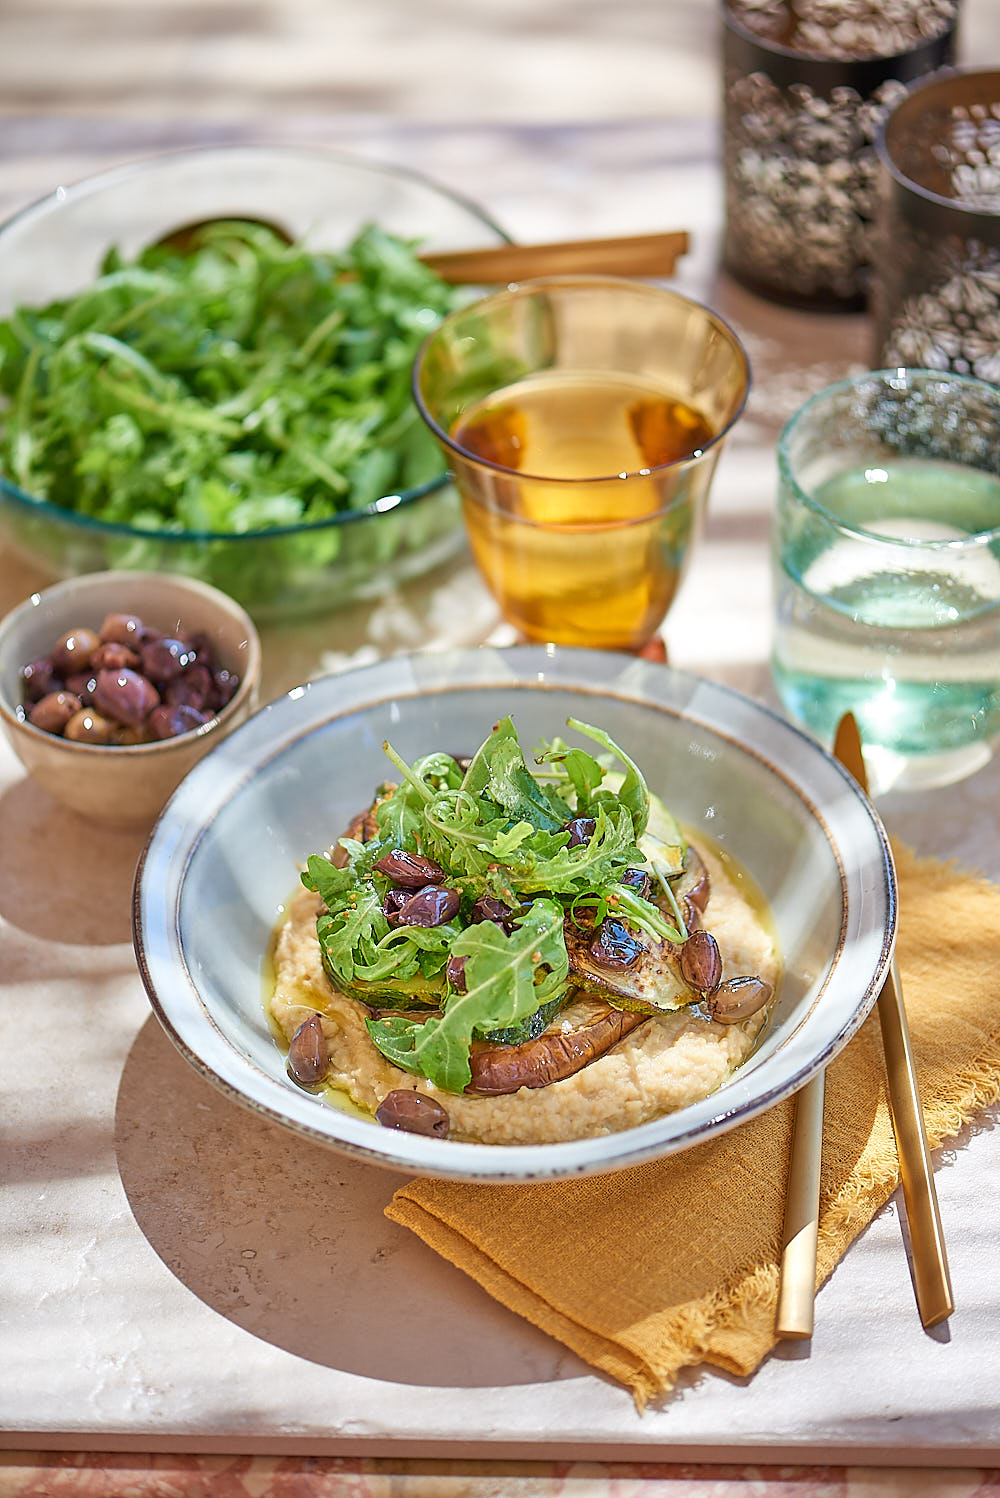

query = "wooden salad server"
[155,220,690,283]
[419,229,690,283]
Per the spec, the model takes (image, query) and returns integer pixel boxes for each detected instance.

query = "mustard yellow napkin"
[386,844,1000,1407]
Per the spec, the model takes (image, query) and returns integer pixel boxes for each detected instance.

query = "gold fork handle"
[878,956,954,1328]
[775,1069,825,1338]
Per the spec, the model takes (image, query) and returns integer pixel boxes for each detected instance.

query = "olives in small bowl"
[0,571,261,827]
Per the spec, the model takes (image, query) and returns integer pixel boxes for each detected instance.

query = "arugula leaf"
[459,715,519,798]
[301,852,354,906]
[373,783,422,849]
[324,920,458,1006]
[496,803,642,895]
[602,881,684,945]
[566,717,650,838]
[300,839,388,907]
[534,737,606,809]
[315,884,388,988]
[487,821,535,858]
[419,789,508,881]
[380,743,463,805]
[486,736,571,830]
[366,898,568,1091]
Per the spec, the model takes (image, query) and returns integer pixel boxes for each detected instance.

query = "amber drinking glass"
[412,276,750,652]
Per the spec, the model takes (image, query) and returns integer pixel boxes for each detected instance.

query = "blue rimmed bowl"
[133,645,895,1182]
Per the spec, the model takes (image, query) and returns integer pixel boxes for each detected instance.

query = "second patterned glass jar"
[722,0,959,310]
[873,67,1000,380]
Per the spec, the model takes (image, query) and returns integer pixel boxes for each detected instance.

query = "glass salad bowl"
[0,145,509,621]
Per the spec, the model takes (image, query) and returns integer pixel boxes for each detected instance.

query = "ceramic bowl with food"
[133,645,895,1182]
[0,570,261,827]
[0,145,509,621]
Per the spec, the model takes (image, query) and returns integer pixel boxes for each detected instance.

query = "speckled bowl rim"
[132,646,896,1183]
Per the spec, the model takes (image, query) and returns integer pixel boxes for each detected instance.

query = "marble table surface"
[2,113,1000,1496]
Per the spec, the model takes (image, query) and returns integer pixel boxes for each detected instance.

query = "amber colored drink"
[450,370,716,650]
[414,277,749,651]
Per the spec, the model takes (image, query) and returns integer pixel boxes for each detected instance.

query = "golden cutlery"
[776,712,859,1337]
[154,220,690,284]
[776,709,954,1335]
[832,711,954,1328]
[775,1067,825,1338]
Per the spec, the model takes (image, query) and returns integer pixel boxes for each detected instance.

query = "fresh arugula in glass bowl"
[0,145,509,620]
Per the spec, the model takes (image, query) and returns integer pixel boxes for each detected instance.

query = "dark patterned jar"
[874,69,1000,381]
[722,0,959,311]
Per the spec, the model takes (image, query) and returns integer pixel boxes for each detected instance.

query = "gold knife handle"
[775,1070,825,1338]
[878,956,954,1328]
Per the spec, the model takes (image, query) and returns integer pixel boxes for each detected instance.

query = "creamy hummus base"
[268,841,780,1146]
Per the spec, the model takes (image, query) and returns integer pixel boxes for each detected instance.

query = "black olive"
[147,703,212,740]
[90,641,140,673]
[20,657,61,702]
[620,866,652,899]
[682,897,702,933]
[29,690,82,735]
[706,975,773,1024]
[51,627,99,676]
[374,849,446,887]
[588,917,646,971]
[64,707,114,744]
[164,663,214,710]
[92,667,160,726]
[470,894,514,929]
[63,670,98,704]
[375,1089,450,1137]
[99,612,143,646]
[564,816,597,847]
[383,887,411,920]
[679,929,722,993]
[211,667,240,708]
[140,636,196,682]
[287,1013,329,1086]
[446,954,468,992]
[185,630,217,669]
[390,885,461,927]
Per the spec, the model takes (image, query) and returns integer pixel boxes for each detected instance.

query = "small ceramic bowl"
[133,645,896,1182]
[0,570,261,827]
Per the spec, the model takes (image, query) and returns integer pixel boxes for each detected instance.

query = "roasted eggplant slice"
[564,920,695,1012]
[467,1002,650,1095]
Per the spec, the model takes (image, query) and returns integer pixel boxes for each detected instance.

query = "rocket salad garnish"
[301,716,690,1094]
[0,220,459,532]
